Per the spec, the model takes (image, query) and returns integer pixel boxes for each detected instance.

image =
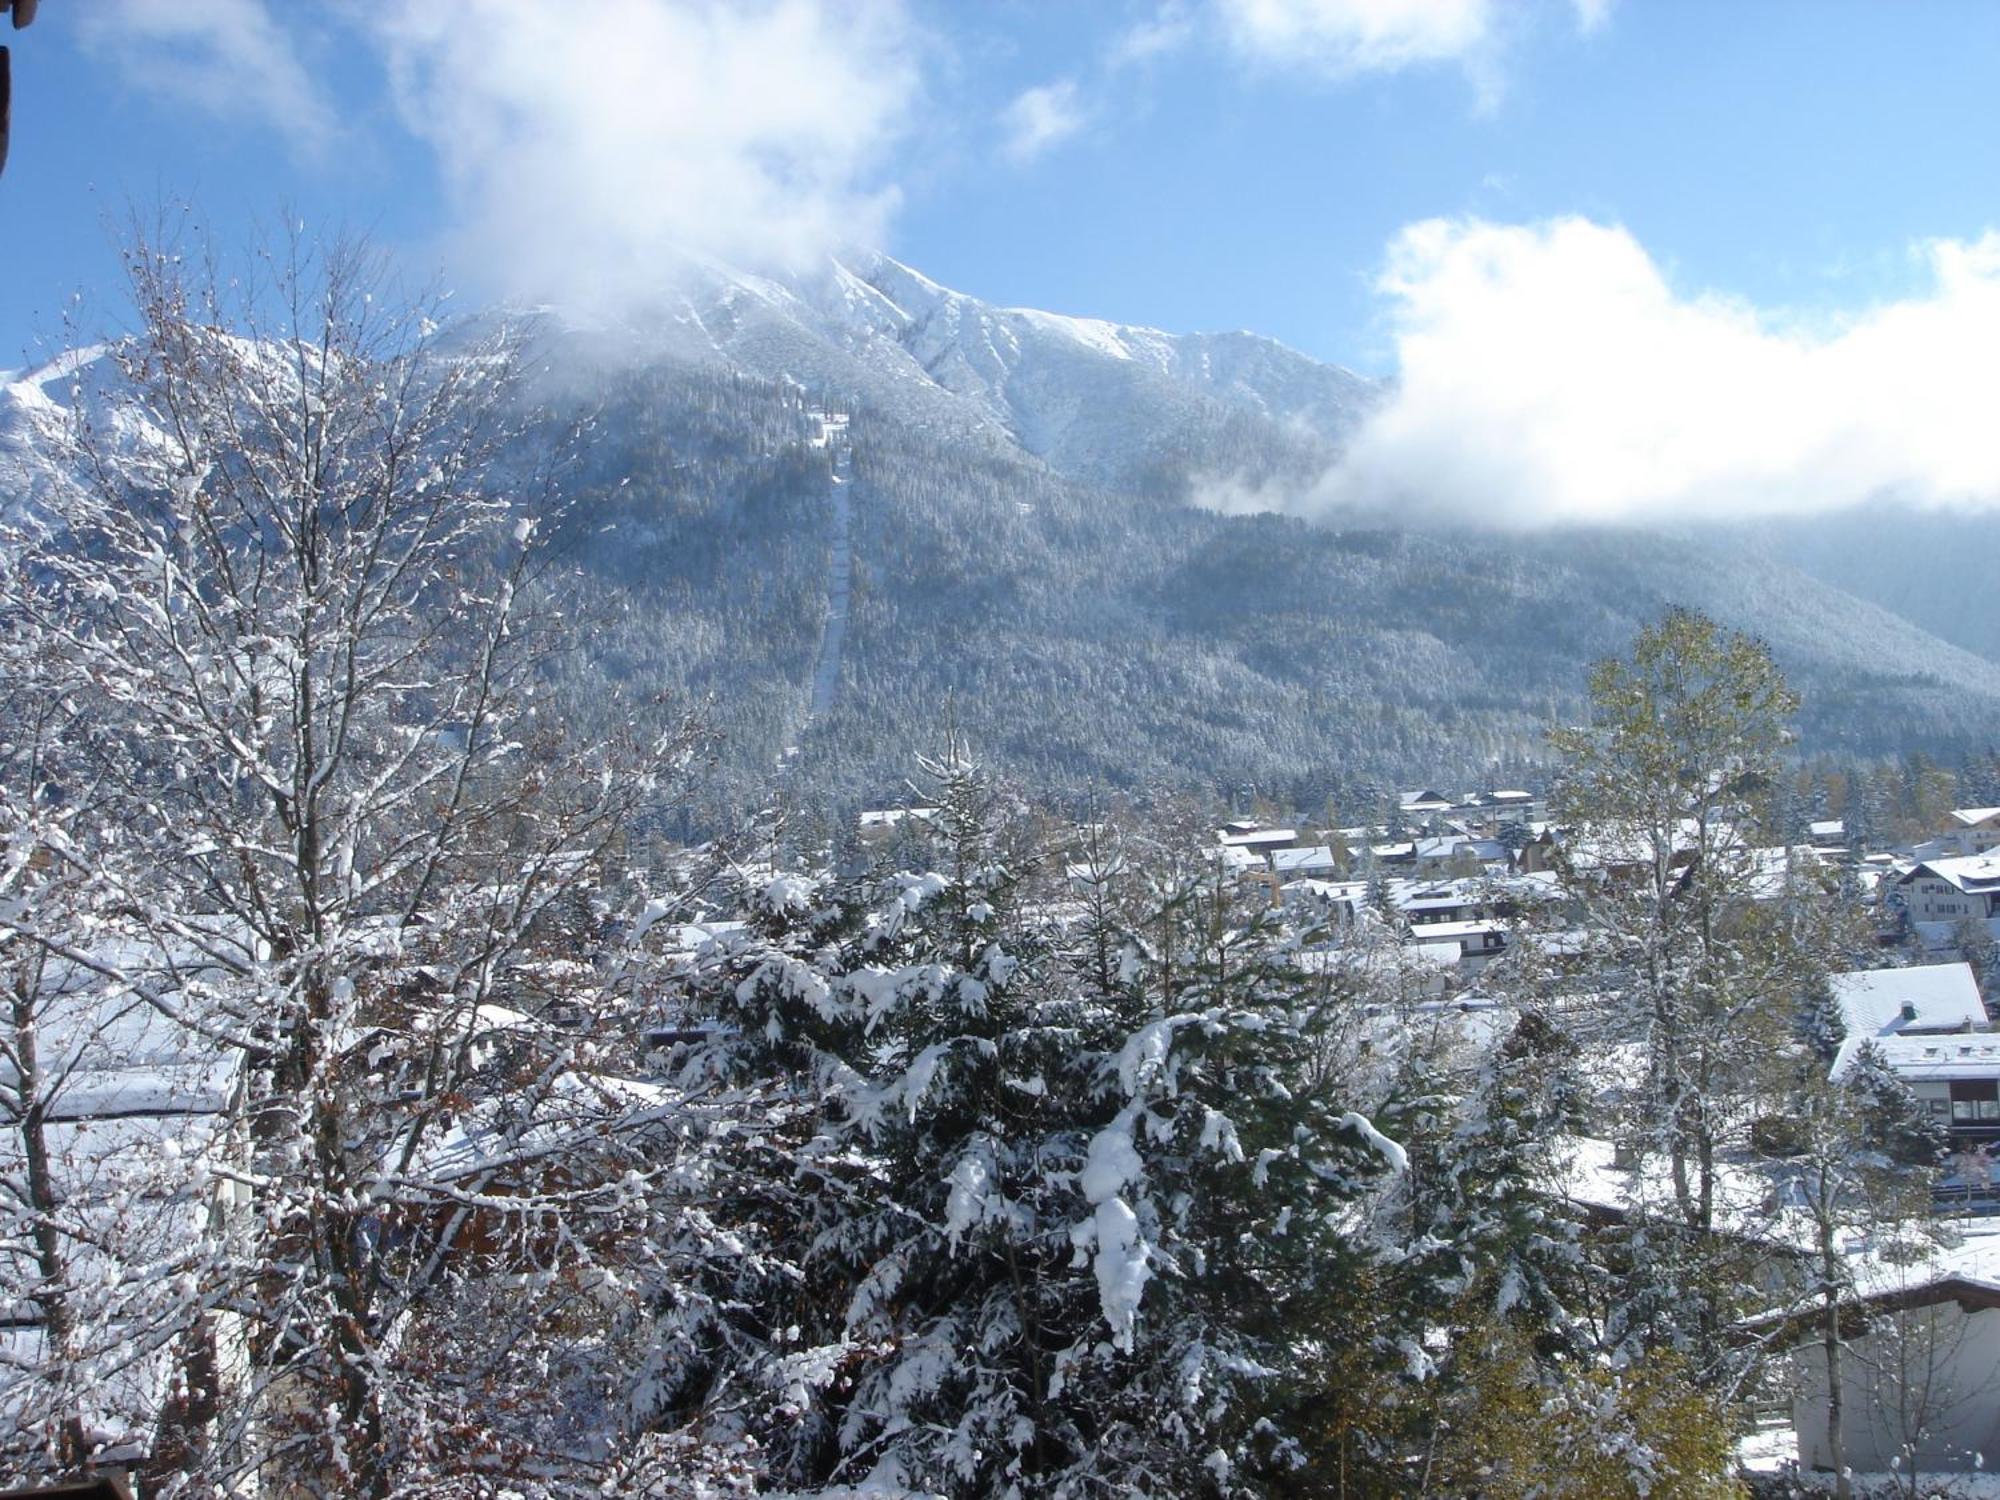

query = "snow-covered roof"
[1913,917,2000,952]
[1280,879,1360,905]
[1563,817,1729,871]
[1902,852,2000,891]
[1808,818,1846,840]
[0,1324,186,1466]
[1402,893,1485,916]
[1220,827,1297,849]
[1456,839,1508,862]
[0,1111,228,1323]
[1270,845,1337,873]
[1407,939,1464,967]
[858,806,938,829]
[1742,845,1827,901]
[419,1071,678,1184]
[1753,1215,2000,1337]
[1949,807,2000,828]
[1831,962,1987,1039]
[1848,1219,2000,1303]
[1518,927,1592,957]
[1411,918,1507,940]
[1832,1031,2000,1084]
[0,975,242,1120]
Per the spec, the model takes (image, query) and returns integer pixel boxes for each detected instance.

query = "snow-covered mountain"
[0,347,108,518]
[7,251,1374,498]
[10,255,2000,818]
[563,251,1380,485]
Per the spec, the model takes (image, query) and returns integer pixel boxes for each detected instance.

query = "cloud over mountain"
[1313,216,2000,526]
[363,0,923,311]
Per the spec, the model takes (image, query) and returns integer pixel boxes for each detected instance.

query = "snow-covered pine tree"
[1841,1039,1948,1172]
[673,750,1091,1495]
[1796,974,1848,1072]
[1406,1010,1591,1360]
[675,754,1405,1497]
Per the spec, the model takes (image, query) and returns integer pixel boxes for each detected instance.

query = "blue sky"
[4,0,1994,367]
[5,1,2000,523]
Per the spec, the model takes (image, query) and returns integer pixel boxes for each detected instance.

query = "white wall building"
[1897,854,2000,924]
[1782,1227,2000,1479]
[1945,806,2000,856]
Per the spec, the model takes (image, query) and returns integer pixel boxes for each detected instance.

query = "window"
[1951,1080,2000,1123]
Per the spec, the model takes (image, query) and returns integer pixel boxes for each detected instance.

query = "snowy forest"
[1,234,1996,1500]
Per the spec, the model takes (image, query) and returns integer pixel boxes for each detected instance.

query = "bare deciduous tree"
[1,221,702,1495]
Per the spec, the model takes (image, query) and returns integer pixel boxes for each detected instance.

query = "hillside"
[1723,506,2000,666]
[10,258,2000,835]
[539,354,2000,831]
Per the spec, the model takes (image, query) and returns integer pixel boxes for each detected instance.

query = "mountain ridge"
[541,249,1380,489]
[7,257,2000,825]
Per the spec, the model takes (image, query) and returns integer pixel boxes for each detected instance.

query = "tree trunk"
[11,975,92,1467]
[1818,1212,1850,1500]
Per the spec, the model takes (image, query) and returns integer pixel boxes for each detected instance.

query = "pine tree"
[1408,1011,1591,1359]
[677,752,1406,1496]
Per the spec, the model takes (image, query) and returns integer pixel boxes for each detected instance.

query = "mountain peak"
[559,248,1384,485]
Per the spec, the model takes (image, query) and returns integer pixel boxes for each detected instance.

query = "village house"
[1895,853,2000,924]
[1397,790,1454,821]
[1829,962,1988,1040]
[857,806,940,845]
[1452,789,1543,830]
[1409,835,1508,877]
[1269,844,1340,880]
[1279,879,1364,925]
[1398,884,1493,928]
[1217,825,1303,858]
[1759,1222,2000,1480]
[1943,806,2000,856]
[1832,1031,2000,1144]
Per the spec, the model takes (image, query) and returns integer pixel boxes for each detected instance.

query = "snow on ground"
[1737,1419,1798,1472]
[1768,1475,2000,1496]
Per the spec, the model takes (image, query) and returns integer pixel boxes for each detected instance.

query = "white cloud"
[75,0,337,154]
[1163,0,1612,92]
[1215,0,1496,74]
[1109,4,1197,67]
[999,80,1089,164]
[360,0,922,310]
[1569,0,1615,34]
[1315,216,2000,526]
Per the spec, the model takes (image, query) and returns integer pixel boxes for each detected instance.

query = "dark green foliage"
[514,362,2000,838]
[1843,1040,1949,1170]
